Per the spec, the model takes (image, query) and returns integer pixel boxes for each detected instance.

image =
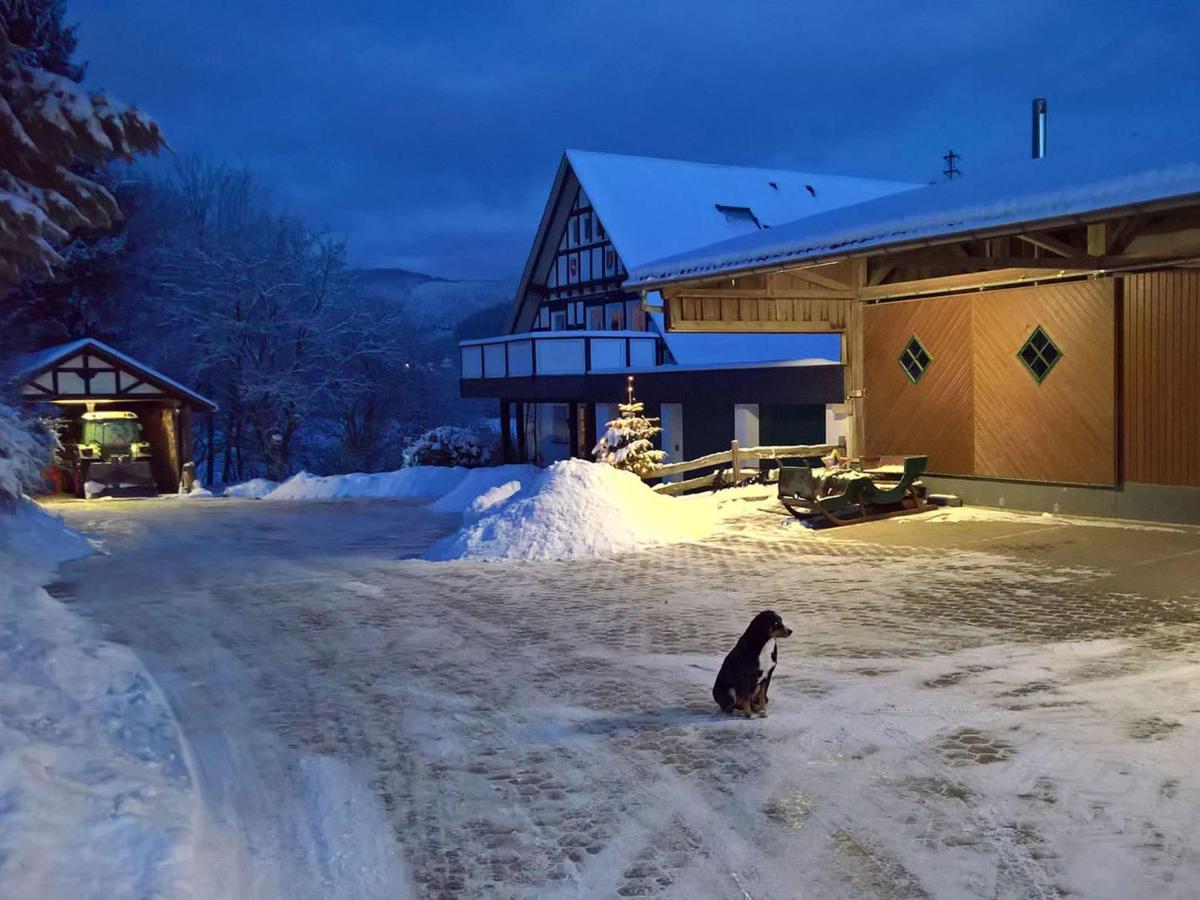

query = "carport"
[12,338,217,495]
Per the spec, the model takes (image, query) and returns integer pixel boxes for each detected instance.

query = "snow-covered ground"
[47,489,1200,899]
[0,502,206,898]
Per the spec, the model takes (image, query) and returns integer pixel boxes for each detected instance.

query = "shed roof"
[11,338,218,411]
[628,147,1200,287]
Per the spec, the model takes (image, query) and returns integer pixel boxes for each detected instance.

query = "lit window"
[1018,326,1062,383]
[588,306,604,330]
[606,302,625,330]
[899,335,931,384]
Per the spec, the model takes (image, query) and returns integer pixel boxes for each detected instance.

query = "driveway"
[52,497,1200,899]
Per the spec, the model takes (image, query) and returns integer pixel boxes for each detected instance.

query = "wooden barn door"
[864,280,1117,485]
[863,294,974,474]
[972,281,1116,485]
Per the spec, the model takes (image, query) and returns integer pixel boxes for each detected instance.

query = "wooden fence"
[644,440,835,496]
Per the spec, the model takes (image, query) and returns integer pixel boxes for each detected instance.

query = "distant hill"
[349,267,515,327]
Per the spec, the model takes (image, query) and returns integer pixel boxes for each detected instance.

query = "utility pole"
[942,149,961,181]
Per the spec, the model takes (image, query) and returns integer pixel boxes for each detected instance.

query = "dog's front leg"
[751,683,769,717]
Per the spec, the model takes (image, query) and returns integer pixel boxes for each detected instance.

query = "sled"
[778,454,929,526]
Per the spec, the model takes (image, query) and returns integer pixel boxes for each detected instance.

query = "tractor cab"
[78,410,152,462]
[75,410,157,498]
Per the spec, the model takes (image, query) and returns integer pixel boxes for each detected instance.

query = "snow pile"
[264,466,470,502]
[425,458,716,561]
[0,401,50,502]
[223,477,279,499]
[425,464,538,514]
[0,502,199,896]
[464,480,523,523]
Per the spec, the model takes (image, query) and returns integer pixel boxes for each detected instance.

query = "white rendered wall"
[733,403,760,448]
[825,403,850,448]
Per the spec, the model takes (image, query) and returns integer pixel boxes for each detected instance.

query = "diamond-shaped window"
[898,335,932,384]
[1018,325,1062,384]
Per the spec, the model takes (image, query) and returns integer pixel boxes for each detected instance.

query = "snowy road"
[54,497,1200,899]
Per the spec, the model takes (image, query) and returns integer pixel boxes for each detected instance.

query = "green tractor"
[76,410,157,498]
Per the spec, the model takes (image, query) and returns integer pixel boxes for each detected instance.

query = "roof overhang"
[12,338,218,412]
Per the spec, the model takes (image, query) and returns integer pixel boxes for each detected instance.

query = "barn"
[628,147,1200,523]
[11,337,217,496]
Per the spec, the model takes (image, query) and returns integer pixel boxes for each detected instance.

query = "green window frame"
[1017,325,1063,384]
[898,334,932,384]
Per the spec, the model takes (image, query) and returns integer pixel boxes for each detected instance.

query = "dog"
[712,610,793,717]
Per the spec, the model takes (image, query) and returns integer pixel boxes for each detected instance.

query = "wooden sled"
[778,454,930,526]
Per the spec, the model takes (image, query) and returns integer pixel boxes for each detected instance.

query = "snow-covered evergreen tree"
[0,15,164,283]
[592,400,666,476]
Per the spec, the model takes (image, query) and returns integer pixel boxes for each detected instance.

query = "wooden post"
[846,259,868,459]
[515,402,528,462]
[499,400,513,463]
[206,412,215,488]
[567,401,580,458]
[730,439,741,482]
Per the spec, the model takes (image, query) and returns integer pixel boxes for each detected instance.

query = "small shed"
[12,338,217,495]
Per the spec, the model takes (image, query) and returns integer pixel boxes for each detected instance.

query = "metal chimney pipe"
[1032,98,1047,159]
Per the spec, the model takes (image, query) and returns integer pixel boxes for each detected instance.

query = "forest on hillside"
[0,1,511,485]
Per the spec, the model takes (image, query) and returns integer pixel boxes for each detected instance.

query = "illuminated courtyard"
[50,497,1200,899]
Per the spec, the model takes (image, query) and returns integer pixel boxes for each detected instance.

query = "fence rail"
[644,440,836,495]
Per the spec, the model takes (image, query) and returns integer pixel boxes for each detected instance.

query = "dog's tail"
[712,682,736,714]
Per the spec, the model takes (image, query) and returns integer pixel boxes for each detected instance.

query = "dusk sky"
[73,0,1200,279]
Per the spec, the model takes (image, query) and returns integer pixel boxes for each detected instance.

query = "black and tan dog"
[712,610,793,717]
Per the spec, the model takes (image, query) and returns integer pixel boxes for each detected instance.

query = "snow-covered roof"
[566,149,918,272]
[628,148,1200,287]
[10,337,218,411]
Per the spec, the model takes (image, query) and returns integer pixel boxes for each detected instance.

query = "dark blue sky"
[74,0,1200,278]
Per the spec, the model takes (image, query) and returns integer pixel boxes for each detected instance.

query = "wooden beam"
[782,268,854,292]
[681,287,853,300]
[1016,231,1079,258]
[867,263,896,286]
[1108,215,1149,254]
[667,318,837,333]
[955,256,1106,271]
[857,267,1077,301]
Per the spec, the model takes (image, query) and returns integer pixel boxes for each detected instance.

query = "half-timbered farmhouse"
[460,150,915,465]
[629,146,1200,522]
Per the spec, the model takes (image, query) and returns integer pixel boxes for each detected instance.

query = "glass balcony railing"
[459,330,662,380]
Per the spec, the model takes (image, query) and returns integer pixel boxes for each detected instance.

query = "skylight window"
[715,204,763,228]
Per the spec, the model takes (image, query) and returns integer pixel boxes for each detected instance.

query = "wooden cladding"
[864,280,1117,485]
[667,295,848,332]
[663,264,854,333]
[1123,270,1200,487]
